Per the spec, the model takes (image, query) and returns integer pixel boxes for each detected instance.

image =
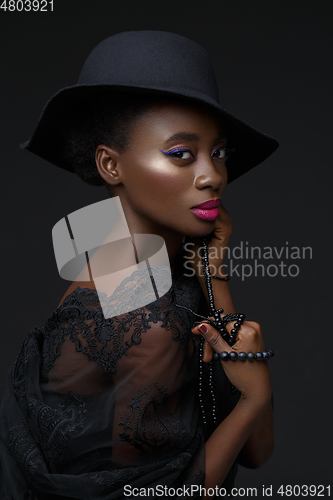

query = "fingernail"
[198,324,207,334]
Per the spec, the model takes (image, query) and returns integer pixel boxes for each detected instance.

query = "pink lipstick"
[191,199,220,221]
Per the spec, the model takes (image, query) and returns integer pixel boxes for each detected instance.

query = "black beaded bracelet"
[210,274,231,281]
[213,349,274,361]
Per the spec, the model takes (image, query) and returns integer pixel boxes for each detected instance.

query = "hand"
[191,318,272,407]
[185,202,233,279]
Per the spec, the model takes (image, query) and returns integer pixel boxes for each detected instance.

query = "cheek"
[126,155,189,195]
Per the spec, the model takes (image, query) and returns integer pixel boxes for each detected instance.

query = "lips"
[192,199,220,209]
[191,198,220,221]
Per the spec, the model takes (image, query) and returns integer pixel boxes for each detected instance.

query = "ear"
[95,145,122,186]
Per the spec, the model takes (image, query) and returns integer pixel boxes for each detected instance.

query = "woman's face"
[101,100,228,240]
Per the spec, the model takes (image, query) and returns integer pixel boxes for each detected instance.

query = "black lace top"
[0,262,240,499]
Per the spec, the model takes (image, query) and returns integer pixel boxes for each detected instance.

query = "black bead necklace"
[199,238,245,346]
[198,238,245,422]
[176,238,274,426]
[176,238,245,425]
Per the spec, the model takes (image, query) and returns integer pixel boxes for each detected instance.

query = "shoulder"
[58,280,96,308]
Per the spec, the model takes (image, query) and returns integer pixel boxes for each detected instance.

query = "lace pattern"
[28,392,87,464]
[0,264,239,498]
[99,264,172,318]
[118,382,189,456]
[41,270,202,379]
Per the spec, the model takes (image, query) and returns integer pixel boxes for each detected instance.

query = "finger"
[219,314,244,341]
[203,340,214,363]
[212,204,233,234]
[223,319,241,337]
[191,322,231,356]
[217,202,232,221]
[192,316,240,348]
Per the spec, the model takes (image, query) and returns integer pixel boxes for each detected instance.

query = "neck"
[127,219,185,276]
[109,194,185,275]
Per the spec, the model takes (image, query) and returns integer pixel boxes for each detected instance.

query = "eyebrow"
[165,132,200,143]
[164,131,226,143]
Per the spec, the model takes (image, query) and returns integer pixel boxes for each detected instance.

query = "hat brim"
[21,83,279,183]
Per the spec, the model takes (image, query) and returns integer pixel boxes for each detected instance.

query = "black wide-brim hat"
[21,31,278,183]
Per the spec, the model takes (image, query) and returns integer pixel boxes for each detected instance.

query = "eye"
[212,147,235,160]
[212,147,227,159]
[161,149,194,160]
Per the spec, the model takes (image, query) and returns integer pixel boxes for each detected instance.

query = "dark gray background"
[1,0,332,496]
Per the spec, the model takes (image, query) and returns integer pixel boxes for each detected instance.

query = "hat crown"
[78,30,220,103]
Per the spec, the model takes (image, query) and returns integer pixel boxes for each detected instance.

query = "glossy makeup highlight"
[96,100,229,263]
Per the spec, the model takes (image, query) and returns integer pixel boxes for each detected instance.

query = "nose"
[193,155,227,191]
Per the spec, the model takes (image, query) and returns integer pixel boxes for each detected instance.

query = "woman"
[0,31,278,499]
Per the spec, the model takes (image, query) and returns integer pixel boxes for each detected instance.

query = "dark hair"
[63,92,160,186]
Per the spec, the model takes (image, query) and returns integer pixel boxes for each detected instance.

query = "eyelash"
[161,147,227,161]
